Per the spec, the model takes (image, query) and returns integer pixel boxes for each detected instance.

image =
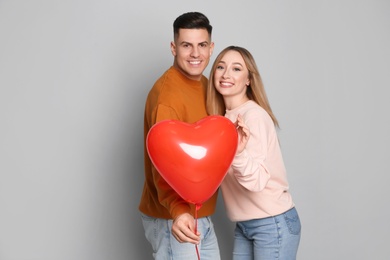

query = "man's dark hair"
[173,12,212,38]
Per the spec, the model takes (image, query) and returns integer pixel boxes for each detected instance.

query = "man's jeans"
[141,214,220,260]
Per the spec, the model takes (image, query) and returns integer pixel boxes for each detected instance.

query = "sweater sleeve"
[152,104,191,219]
[230,109,273,192]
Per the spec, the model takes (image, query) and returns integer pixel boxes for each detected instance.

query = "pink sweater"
[222,100,294,222]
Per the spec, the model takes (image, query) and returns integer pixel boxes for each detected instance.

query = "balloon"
[146,115,238,205]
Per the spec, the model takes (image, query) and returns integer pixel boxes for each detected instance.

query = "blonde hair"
[206,46,279,128]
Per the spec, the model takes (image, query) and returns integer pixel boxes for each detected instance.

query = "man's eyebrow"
[179,41,209,45]
[198,41,209,45]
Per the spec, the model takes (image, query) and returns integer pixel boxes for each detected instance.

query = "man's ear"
[210,42,215,56]
[170,41,176,56]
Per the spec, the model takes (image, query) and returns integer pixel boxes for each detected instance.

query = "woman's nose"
[222,70,230,78]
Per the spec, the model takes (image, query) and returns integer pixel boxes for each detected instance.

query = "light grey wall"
[1,1,389,259]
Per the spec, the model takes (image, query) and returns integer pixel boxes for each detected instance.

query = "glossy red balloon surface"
[146,115,238,205]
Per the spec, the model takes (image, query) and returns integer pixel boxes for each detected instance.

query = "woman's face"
[213,50,250,99]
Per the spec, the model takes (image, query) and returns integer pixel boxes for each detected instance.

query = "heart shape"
[146,115,238,205]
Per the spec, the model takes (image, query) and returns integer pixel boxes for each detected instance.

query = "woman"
[207,46,301,260]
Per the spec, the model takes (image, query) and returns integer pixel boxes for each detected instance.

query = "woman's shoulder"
[244,101,268,116]
[243,101,274,125]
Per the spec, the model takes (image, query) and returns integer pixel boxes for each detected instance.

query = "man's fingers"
[172,226,200,244]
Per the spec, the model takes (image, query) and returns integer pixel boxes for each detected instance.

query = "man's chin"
[187,68,204,76]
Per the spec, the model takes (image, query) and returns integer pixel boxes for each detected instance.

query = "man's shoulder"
[152,67,185,91]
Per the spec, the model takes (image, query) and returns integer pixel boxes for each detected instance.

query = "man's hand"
[171,213,201,244]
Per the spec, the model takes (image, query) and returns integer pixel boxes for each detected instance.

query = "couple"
[139,12,301,260]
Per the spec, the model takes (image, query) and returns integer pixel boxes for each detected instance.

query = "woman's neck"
[224,95,250,110]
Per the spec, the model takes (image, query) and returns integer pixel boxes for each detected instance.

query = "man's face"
[171,28,214,81]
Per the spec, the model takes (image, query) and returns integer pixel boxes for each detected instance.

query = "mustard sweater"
[139,66,218,219]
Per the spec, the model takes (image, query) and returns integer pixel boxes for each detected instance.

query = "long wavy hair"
[206,45,279,128]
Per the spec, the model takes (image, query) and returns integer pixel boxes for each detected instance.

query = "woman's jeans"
[233,207,301,260]
[141,213,220,260]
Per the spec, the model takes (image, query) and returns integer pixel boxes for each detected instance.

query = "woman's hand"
[235,114,250,154]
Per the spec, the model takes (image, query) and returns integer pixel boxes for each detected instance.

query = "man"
[139,12,219,259]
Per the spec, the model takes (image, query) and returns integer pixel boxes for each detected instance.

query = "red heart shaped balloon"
[146,115,238,205]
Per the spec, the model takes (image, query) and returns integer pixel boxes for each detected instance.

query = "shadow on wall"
[213,193,235,260]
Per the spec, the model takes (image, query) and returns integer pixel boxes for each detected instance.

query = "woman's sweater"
[222,100,294,222]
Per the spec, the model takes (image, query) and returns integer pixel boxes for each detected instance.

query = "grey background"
[1,0,389,259]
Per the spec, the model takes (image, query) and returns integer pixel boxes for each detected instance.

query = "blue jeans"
[233,207,301,260]
[141,213,220,260]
